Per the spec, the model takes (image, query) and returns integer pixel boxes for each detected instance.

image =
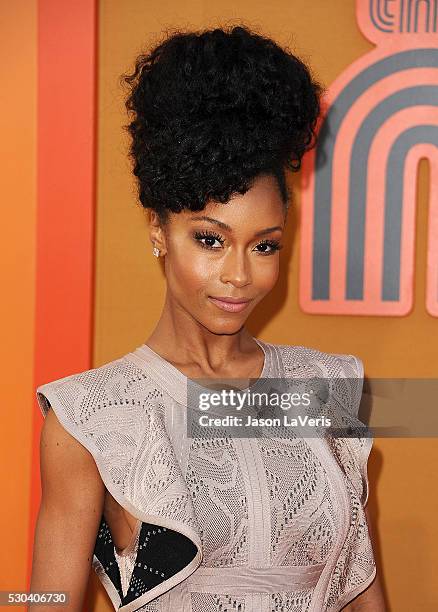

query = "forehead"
[172,174,285,232]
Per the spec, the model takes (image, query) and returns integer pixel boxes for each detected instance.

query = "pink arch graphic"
[299,0,438,317]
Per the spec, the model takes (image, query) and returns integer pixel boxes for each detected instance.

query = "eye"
[254,239,283,255]
[194,230,225,250]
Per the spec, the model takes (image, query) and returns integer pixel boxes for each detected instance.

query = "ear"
[149,210,167,256]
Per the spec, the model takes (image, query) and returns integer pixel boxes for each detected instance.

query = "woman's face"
[155,174,286,335]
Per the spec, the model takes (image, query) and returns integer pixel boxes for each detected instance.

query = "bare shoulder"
[40,407,105,510]
[31,409,106,609]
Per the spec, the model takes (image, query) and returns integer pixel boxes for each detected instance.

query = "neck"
[144,289,257,371]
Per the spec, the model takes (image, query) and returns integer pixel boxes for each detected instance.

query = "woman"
[31,24,385,611]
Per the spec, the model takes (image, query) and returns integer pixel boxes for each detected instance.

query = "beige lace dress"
[36,338,376,612]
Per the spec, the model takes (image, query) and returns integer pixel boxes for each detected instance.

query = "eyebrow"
[189,215,282,237]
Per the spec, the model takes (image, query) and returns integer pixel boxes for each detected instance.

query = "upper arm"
[30,407,105,611]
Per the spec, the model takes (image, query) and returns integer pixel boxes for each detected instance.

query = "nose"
[219,247,251,288]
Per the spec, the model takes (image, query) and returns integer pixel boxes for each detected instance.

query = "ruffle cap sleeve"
[329,352,373,507]
[35,358,146,497]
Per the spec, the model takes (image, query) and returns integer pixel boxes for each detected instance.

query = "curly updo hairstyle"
[121,24,323,225]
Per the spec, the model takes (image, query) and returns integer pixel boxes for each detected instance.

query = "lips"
[208,296,251,313]
[210,296,250,303]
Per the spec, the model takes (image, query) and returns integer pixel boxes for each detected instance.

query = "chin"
[201,316,247,336]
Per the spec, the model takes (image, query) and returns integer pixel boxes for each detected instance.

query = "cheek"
[166,242,218,292]
[186,252,220,285]
[252,257,280,291]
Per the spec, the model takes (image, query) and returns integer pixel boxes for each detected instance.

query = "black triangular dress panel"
[94,515,198,607]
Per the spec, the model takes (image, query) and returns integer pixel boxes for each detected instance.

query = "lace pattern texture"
[35,341,376,612]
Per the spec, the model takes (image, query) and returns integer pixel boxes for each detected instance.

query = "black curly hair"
[120,24,323,225]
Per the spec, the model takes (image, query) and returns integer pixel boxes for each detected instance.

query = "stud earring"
[153,245,160,257]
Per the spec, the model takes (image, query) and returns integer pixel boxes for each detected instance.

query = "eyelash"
[193,230,283,255]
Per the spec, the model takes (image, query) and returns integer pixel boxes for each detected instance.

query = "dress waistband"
[184,563,325,594]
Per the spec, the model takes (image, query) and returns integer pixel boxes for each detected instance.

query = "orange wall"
[0,0,37,594]
[1,1,436,610]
